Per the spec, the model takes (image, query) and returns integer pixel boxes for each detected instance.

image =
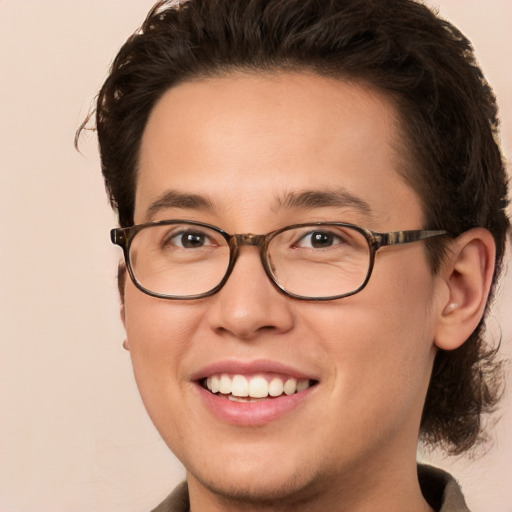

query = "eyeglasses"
[111,220,449,301]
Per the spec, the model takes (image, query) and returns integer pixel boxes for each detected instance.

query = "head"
[79,0,509,503]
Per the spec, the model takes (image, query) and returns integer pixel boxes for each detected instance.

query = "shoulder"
[418,464,471,512]
[151,481,189,512]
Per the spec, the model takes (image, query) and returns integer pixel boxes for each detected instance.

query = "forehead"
[136,72,422,230]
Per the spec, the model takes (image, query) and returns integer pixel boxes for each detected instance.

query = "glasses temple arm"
[377,229,450,247]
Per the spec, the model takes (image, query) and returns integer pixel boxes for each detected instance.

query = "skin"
[121,72,494,512]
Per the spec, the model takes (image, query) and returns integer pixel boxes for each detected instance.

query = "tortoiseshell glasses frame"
[111,220,450,301]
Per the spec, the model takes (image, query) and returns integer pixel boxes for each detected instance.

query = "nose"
[204,246,295,341]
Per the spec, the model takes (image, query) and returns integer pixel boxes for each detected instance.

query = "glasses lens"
[129,223,230,297]
[267,224,370,298]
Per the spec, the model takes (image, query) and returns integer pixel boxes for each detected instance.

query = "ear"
[120,304,130,351]
[118,261,130,350]
[434,228,496,351]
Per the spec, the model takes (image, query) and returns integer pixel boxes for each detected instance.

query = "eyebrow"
[145,187,374,221]
[145,190,214,220]
[275,189,374,217]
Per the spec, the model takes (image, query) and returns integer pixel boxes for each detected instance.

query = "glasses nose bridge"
[231,233,266,249]
[228,233,269,273]
[218,232,274,294]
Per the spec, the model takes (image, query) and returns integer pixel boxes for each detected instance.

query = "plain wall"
[0,1,510,511]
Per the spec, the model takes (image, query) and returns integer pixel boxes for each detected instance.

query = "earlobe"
[434,228,496,351]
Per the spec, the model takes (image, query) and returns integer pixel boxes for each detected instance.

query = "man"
[78,0,510,510]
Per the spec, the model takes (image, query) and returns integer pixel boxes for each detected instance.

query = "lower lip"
[195,383,315,426]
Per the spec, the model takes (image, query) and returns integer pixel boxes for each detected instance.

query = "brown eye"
[294,230,343,249]
[179,232,207,248]
[163,229,216,249]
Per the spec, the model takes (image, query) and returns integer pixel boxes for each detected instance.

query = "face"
[124,72,446,507]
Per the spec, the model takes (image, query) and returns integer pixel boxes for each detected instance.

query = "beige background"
[0,1,510,511]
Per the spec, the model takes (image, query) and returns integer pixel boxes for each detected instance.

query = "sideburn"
[117,261,127,304]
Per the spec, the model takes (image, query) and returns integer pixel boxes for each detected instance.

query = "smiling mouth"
[202,374,317,402]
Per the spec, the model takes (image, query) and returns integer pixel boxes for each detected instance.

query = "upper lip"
[190,359,319,382]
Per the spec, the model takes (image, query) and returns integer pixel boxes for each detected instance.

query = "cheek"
[306,253,438,406]
[308,298,433,379]
[122,284,202,388]
[122,286,211,450]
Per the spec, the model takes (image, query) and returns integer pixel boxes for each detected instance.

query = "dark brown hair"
[78,0,510,454]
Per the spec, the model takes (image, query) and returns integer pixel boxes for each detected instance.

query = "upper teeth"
[206,374,311,398]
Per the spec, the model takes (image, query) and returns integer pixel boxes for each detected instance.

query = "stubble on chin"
[187,463,330,512]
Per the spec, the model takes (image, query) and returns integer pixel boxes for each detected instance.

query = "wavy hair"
[77,0,510,454]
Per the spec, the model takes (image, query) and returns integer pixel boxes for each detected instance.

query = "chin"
[190,464,324,508]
